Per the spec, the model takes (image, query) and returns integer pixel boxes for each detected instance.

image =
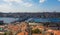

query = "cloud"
[58,0,60,1]
[39,0,46,3]
[0,3,18,12]
[3,0,23,3]
[3,0,23,6]
[3,0,32,7]
[23,2,32,7]
[0,4,12,12]
[0,0,33,12]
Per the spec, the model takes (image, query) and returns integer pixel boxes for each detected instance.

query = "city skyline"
[0,0,60,13]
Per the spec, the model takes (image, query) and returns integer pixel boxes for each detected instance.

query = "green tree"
[4,32,7,35]
[31,28,42,34]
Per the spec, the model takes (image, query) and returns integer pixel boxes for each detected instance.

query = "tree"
[4,32,7,35]
[31,28,42,34]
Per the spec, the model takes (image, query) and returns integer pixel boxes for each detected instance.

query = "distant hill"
[0,12,60,18]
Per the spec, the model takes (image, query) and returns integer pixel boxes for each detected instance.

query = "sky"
[0,0,60,13]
